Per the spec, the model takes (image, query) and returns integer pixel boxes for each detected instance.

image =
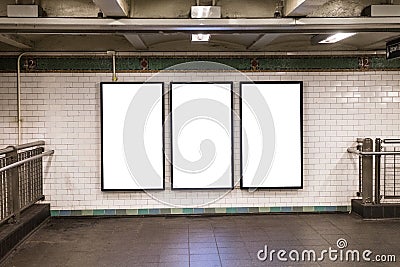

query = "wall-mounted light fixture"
[312,33,357,44]
[191,33,211,42]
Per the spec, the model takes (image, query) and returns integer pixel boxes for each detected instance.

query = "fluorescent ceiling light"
[191,33,211,42]
[318,33,357,44]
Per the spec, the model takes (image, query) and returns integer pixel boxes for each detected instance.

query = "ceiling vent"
[361,5,400,17]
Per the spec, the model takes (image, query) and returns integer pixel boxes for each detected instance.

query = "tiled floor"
[2,214,400,267]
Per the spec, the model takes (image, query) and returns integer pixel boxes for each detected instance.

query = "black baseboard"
[351,199,400,219]
[0,204,50,261]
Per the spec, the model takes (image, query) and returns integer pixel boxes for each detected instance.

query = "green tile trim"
[205,208,216,214]
[337,206,351,212]
[293,206,304,212]
[50,210,60,216]
[314,206,327,212]
[126,209,138,215]
[215,208,227,213]
[270,207,281,212]
[303,206,315,212]
[71,210,82,216]
[149,209,160,215]
[82,210,94,216]
[93,209,105,216]
[59,210,71,216]
[1,55,399,72]
[0,57,17,72]
[116,209,127,216]
[50,206,350,217]
[371,57,400,69]
[259,207,270,213]
[249,207,259,213]
[259,57,359,70]
[171,208,183,214]
[281,207,293,212]
[160,208,171,214]
[226,208,237,213]
[183,208,193,214]
[325,206,337,212]
[194,208,204,214]
[105,209,116,215]
[138,209,149,215]
[237,207,249,213]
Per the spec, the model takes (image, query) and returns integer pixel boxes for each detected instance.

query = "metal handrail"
[0,146,14,155]
[16,140,45,150]
[348,138,400,205]
[0,140,46,155]
[347,147,400,156]
[0,150,54,173]
[383,139,400,144]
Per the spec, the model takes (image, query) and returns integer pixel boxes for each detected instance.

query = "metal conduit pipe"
[107,50,118,82]
[4,50,384,57]
[16,51,117,145]
[17,52,26,145]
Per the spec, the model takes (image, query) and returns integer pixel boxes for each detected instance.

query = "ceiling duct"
[14,0,40,4]
[8,0,43,17]
[191,0,221,19]
[92,0,130,17]
[284,0,330,17]
[361,5,400,17]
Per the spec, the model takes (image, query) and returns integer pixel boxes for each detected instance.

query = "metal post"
[362,138,373,204]
[375,138,382,204]
[356,138,363,197]
[5,146,20,223]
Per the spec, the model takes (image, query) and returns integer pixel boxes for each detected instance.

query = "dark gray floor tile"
[160,248,188,256]
[3,214,400,267]
[158,261,189,267]
[159,253,189,262]
[190,253,220,261]
[190,260,222,267]
[189,242,217,249]
[216,240,246,247]
[221,259,255,267]
[219,252,252,260]
[189,236,216,242]
[189,247,219,255]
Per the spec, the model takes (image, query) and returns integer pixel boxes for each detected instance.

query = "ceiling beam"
[285,0,330,17]
[123,34,148,50]
[0,17,399,34]
[93,0,129,17]
[247,34,280,50]
[0,34,33,49]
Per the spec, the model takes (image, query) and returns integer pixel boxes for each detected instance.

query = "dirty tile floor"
[2,214,400,267]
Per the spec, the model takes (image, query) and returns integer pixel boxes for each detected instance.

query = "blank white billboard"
[240,82,303,189]
[101,82,164,190]
[170,82,233,189]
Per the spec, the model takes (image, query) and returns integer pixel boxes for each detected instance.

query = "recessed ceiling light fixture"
[318,33,357,44]
[191,33,211,42]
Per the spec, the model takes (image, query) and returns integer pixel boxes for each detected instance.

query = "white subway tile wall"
[0,71,399,210]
